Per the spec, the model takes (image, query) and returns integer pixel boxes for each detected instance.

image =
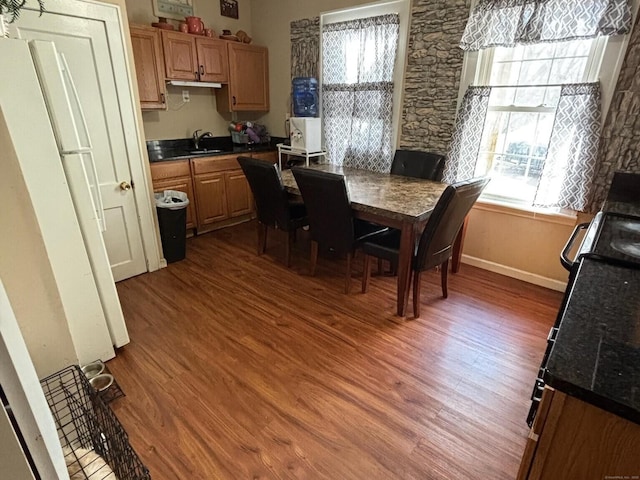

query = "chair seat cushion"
[354,219,389,244]
[361,228,402,262]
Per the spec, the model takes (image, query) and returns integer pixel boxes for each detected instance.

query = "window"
[321,0,409,172]
[472,38,605,205]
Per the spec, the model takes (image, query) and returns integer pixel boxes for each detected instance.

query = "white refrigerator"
[0,37,129,364]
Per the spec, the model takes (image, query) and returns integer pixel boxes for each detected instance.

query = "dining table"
[279,163,449,317]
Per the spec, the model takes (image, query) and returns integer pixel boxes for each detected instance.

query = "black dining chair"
[291,167,388,293]
[361,177,490,317]
[237,156,308,267]
[390,150,446,181]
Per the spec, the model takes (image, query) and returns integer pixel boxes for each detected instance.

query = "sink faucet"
[192,129,213,150]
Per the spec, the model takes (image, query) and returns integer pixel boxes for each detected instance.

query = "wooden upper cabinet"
[162,30,199,81]
[195,37,228,83]
[216,42,269,112]
[129,25,166,110]
[162,31,229,83]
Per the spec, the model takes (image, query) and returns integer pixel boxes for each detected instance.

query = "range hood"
[166,80,222,88]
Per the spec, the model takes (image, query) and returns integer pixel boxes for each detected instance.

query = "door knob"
[119,181,132,191]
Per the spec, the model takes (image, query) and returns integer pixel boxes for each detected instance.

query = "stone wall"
[291,17,320,80]
[590,13,640,211]
[399,0,471,154]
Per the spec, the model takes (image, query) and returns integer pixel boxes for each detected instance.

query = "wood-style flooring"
[108,221,563,480]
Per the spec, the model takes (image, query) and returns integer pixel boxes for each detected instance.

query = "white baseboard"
[461,255,567,292]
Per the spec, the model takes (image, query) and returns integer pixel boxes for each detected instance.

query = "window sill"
[472,198,578,226]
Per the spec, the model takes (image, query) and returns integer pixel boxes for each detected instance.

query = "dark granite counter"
[545,252,640,425]
[602,171,640,216]
[146,136,284,162]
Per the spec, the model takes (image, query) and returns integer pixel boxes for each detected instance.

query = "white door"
[13,8,147,281]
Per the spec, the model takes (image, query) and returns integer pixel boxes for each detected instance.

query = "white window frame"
[474,38,606,206]
[456,0,640,213]
[320,0,411,152]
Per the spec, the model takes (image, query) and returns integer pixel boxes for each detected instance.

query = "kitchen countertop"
[545,257,640,424]
[147,136,284,162]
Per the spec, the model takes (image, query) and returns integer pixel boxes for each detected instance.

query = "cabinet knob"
[119,181,132,191]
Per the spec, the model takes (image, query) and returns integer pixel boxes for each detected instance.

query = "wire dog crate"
[40,365,150,479]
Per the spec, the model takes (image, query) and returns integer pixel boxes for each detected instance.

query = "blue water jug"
[292,77,318,117]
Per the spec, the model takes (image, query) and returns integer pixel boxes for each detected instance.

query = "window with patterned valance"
[460,0,632,51]
[445,1,634,212]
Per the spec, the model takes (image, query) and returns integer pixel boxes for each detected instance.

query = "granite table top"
[545,257,640,424]
[279,164,448,224]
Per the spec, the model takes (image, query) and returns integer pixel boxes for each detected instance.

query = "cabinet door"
[130,25,166,109]
[150,160,196,230]
[194,172,228,231]
[195,37,228,83]
[162,31,198,81]
[225,169,253,217]
[218,43,269,112]
[152,177,196,230]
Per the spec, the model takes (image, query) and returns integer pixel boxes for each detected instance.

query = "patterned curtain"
[460,0,632,51]
[534,83,601,211]
[291,17,320,79]
[322,14,399,172]
[443,86,492,183]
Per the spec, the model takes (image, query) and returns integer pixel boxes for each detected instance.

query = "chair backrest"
[390,150,446,181]
[414,177,490,272]
[291,167,354,254]
[237,156,291,228]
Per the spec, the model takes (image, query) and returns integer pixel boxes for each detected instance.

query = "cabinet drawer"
[150,160,191,180]
[192,155,240,175]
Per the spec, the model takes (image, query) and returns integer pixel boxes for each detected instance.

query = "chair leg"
[412,270,421,318]
[257,222,267,255]
[441,258,449,298]
[345,252,352,294]
[310,240,318,276]
[285,230,295,268]
[362,254,371,293]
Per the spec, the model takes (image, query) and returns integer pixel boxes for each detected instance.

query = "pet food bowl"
[80,360,105,379]
[89,373,114,392]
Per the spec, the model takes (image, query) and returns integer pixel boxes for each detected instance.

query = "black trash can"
[155,190,189,263]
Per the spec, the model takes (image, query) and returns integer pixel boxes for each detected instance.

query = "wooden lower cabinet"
[193,172,227,228]
[251,151,277,164]
[518,387,640,479]
[149,160,196,230]
[150,150,275,236]
[191,154,255,233]
[225,170,252,217]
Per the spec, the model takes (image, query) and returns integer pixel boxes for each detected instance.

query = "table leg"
[397,222,414,317]
[452,215,469,274]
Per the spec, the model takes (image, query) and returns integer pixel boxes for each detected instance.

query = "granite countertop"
[280,164,448,223]
[545,257,640,425]
[147,136,283,162]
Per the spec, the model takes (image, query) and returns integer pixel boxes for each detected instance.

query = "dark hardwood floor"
[108,221,563,480]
